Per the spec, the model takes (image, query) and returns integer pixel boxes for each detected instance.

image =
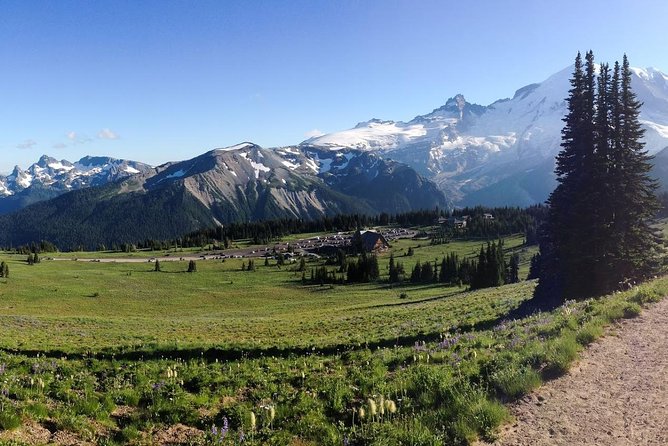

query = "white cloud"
[53,143,67,149]
[98,128,119,140]
[65,131,92,145]
[304,129,325,138]
[16,139,37,149]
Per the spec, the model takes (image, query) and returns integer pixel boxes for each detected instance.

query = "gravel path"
[482,297,668,446]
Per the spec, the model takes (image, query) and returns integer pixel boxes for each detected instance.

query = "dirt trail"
[482,297,668,446]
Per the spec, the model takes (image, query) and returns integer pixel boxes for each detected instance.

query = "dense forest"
[2,205,544,253]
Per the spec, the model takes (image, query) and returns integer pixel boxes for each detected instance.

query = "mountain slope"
[0,144,446,248]
[304,65,668,205]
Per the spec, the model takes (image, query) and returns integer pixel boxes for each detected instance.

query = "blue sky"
[1,0,667,172]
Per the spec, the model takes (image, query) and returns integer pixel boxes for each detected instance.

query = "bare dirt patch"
[481,297,668,445]
[151,423,204,445]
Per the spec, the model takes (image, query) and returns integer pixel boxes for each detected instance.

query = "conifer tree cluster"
[346,253,380,283]
[26,252,40,265]
[410,260,434,283]
[309,266,343,285]
[536,52,663,305]
[406,253,476,286]
[388,254,405,283]
[470,241,506,290]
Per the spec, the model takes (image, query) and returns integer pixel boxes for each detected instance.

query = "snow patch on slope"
[239,152,271,179]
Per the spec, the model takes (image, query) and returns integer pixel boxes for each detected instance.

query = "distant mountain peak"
[0,155,152,203]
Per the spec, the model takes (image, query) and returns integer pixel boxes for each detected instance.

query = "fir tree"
[508,253,520,284]
[420,261,434,283]
[410,261,422,283]
[536,52,663,305]
[187,260,197,273]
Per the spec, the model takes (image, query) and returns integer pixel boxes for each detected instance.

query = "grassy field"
[0,231,662,445]
[0,235,532,353]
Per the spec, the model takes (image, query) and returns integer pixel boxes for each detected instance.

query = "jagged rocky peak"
[417,94,488,123]
[447,94,467,111]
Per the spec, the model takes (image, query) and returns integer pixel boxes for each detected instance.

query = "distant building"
[445,217,468,229]
[352,230,390,253]
[482,213,494,220]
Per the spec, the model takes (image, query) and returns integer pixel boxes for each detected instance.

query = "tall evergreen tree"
[536,52,662,306]
[607,55,663,284]
[508,253,520,284]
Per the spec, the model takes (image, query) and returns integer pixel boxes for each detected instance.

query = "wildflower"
[249,411,256,431]
[385,399,397,414]
[379,395,385,416]
[367,398,377,417]
[359,407,366,419]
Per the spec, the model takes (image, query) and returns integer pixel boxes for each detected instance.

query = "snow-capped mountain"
[0,143,446,248]
[0,155,150,196]
[0,155,152,214]
[304,65,668,205]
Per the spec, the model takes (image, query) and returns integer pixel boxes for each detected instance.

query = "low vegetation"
[0,228,665,444]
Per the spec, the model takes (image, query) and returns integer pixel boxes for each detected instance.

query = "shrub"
[622,302,642,318]
[629,287,661,305]
[575,321,604,346]
[542,334,579,378]
[471,397,508,442]
[22,401,49,420]
[491,365,542,399]
[0,408,21,430]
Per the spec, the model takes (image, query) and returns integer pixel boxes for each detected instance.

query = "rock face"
[304,66,668,206]
[0,143,447,248]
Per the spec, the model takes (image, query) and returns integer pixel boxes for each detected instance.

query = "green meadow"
[0,232,663,445]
